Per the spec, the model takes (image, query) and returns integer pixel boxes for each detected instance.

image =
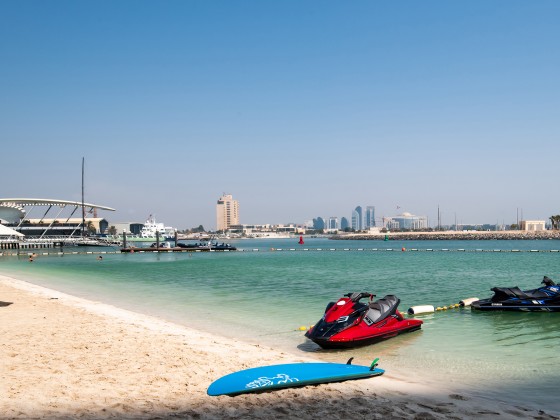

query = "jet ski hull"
[308,322,422,349]
[471,301,560,311]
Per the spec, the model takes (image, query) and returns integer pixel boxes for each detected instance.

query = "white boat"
[139,215,175,239]
[115,216,176,242]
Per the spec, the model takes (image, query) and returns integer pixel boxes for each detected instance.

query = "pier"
[0,240,64,250]
[120,246,235,253]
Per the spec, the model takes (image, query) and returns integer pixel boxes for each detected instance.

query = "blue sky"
[1,1,558,229]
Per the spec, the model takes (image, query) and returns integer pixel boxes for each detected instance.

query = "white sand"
[0,274,556,419]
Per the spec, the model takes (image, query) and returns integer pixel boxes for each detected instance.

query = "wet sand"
[0,274,556,419]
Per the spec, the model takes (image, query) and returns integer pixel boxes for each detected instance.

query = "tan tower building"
[216,194,239,231]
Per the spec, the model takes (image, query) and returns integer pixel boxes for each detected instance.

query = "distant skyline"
[1,1,558,230]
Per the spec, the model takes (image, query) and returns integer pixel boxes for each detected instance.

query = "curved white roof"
[0,224,24,237]
[0,198,115,211]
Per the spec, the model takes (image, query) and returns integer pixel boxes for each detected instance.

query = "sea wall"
[331,231,560,241]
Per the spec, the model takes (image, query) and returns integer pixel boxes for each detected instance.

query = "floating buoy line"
[298,325,314,331]
[408,297,479,315]
[1,247,559,257]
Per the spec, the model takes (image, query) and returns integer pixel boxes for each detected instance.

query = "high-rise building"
[365,206,376,228]
[328,217,339,230]
[313,217,325,230]
[352,206,363,231]
[216,194,239,231]
[340,217,349,230]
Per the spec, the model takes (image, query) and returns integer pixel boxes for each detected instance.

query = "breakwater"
[331,231,560,241]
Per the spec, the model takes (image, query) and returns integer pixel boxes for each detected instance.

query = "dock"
[120,246,235,253]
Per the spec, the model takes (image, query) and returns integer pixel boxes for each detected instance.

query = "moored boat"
[305,292,423,349]
[177,241,236,251]
[113,215,176,242]
[138,215,175,240]
[471,276,560,311]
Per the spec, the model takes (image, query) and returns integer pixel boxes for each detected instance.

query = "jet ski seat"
[363,295,400,325]
[491,286,550,301]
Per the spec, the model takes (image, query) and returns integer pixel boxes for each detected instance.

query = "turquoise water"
[1,238,559,413]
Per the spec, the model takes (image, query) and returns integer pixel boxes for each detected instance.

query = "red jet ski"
[305,292,423,349]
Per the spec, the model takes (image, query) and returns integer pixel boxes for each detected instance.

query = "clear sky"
[1,1,558,230]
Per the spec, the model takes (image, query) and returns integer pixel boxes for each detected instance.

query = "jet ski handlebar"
[344,292,376,302]
[542,276,556,286]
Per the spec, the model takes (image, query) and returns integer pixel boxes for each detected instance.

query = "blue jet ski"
[471,276,560,312]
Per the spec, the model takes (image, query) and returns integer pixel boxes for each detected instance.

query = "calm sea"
[1,238,559,413]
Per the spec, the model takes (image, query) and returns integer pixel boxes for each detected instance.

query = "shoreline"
[1,274,558,419]
[332,230,560,241]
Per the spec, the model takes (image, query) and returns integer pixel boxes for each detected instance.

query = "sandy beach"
[1,274,557,420]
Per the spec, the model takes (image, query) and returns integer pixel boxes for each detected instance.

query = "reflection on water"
[473,311,560,347]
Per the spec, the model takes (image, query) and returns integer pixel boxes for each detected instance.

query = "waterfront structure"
[17,217,110,236]
[365,206,376,228]
[328,217,339,231]
[0,198,116,249]
[383,212,428,230]
[340,217,349,230]
[0,198,115,238]
[0,204,23,225]
[110,215,176,241]
[228,224,303,237]
[352,206,363,231]
[0,224,24,249]
[455,223,506,231]
[216,194,239,231]
[0,224,23,238]
[313,217,325,230]
[110,222,144,235]
[520,220,546,231]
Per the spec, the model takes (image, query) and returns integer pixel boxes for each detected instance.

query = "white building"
[228,224,304,237]
[328,217,339,230]
[519,220,546,231]
[383,212,428,230]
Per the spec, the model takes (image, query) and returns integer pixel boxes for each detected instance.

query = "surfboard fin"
[346,357,354,365]
[369,358,379,371]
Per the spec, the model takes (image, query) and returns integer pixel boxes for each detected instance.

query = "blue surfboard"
[207,359,384,396]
